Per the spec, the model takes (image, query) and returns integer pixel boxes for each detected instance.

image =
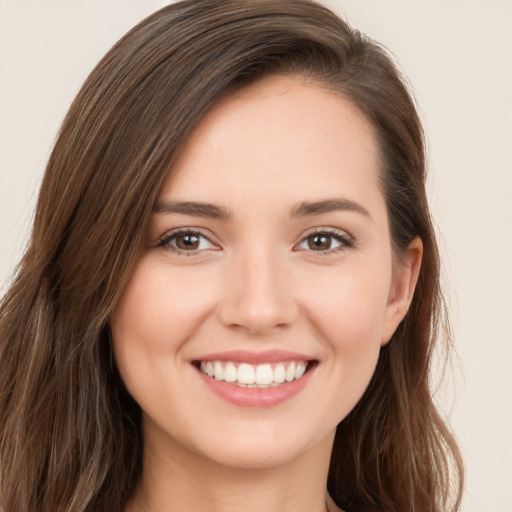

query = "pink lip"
[195,368,314,407]
[192,349,313,364]
[192,350,317,407]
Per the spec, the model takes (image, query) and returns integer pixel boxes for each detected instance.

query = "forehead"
[159,75,381,211]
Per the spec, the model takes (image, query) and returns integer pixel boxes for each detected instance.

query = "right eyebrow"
[153,200,233,221]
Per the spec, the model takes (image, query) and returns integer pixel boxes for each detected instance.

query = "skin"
[111,75,422,512]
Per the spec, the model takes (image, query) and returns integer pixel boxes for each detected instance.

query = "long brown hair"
[0,1,463,511]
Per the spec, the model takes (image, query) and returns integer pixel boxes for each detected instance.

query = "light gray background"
[1,1,511,510]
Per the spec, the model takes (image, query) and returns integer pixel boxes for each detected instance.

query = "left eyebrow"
[290,197,371,219]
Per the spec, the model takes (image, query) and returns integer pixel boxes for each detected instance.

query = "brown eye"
[307,234,332,251]
[175,233,200,250]
[296,230,354,254]
[159,230,217,254]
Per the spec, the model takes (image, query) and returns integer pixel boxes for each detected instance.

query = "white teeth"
[198,360,310,387]
[295,362,306,379]
[213,361,224,381]
[285,362,295,382]
[237,363,255,384]
[224,362,237,382]
[255,364,274,385]
[274,364,285,383]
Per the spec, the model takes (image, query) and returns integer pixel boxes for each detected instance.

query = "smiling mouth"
[194,360,315,388]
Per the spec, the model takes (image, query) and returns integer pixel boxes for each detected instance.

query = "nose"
[217,247,298,335]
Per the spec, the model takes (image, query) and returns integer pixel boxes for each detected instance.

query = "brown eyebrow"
[290,198,371,219]
[153,200,232,221]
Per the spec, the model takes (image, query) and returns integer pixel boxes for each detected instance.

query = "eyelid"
[157,227,221,255]
[293,227,355,254]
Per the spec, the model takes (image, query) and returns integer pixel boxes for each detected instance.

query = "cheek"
[297,265,390,420]
[111,259,216,352]
[109,259,219,408]
[300,262,391,349]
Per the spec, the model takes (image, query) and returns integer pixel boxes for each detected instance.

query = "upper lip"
[192,349,314,364]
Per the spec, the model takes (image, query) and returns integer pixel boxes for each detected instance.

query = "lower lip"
[195,365,314,407]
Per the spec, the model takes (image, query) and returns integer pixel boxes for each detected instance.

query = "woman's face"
[111,75,419,470]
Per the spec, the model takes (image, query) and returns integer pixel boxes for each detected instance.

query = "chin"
[200,442,305,470]
[187,421,334,471]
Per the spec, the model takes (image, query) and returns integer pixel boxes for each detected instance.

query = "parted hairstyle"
[0,1,463,511]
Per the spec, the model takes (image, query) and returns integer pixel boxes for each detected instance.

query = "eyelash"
[296,228,355,255]
[157,228,218,257]
[157,227,354,256]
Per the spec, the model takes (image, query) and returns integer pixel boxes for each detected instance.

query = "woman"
[0,1,464,511]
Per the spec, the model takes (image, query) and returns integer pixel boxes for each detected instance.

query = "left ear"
[381,237,423,346]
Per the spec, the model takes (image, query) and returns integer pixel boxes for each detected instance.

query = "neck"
[127,421,336,512]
